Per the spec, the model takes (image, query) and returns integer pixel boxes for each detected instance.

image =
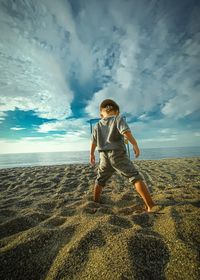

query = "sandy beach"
[0,157,199,280]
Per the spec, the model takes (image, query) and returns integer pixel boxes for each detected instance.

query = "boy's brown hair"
[100,99,120,113]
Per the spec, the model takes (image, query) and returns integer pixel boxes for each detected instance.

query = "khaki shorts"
[95,149,143,187]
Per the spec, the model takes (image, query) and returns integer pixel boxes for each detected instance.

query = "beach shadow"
[170,207,200,251]
[191,200,200,207]
[128,229,169,280]
[193,185,200,190]
[0,212,50,239]
[99,194,115,205]
[131,213,154,228]
[59,206,77,216]
[49,228,106,279]
[0,225,76,280]
[159,199,200,208]
[96,206,114,215]
[108,214,132,229]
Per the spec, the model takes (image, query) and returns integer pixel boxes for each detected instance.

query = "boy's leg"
[93,151,114,203]
[109,150,155,211]
[134,179,155,212]
[93,184,103,203]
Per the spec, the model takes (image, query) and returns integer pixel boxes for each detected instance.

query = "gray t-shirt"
[91,115,130,151]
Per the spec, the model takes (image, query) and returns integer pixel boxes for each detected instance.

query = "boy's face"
[100,108,119,118]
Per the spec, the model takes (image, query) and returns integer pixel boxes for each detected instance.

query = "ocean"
[0,146,200,169]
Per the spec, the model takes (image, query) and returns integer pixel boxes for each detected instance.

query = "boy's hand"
[123,131,140,158]
[133,145,140,158]
[90,154,95,166]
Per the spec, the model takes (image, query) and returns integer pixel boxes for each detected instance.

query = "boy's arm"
[90,124,97,165]
[123,130,140,158]
[90,141,97,165]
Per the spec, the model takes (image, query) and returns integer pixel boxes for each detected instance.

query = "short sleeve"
[116,116,130,134]
[91,124,97,143]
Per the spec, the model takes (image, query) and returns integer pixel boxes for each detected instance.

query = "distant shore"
[0,157,199,279]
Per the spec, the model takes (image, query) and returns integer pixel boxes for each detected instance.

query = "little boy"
[90,99,155,212]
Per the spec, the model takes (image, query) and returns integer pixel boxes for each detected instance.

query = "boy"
[90,99,155,212]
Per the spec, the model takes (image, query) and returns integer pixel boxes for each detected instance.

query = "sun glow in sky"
[0,0,200,154]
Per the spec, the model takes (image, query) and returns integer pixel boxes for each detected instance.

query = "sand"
[0,157,200,280]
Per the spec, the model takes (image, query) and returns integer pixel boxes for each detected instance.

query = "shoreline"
[0,155,200,171]
[0,157,199,279]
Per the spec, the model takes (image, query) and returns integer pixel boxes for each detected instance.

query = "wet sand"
[0,157,200,279]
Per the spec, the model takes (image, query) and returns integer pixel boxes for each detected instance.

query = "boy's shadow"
[128,229,169,280]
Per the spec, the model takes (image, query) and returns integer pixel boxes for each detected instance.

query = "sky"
[0,0,200,154]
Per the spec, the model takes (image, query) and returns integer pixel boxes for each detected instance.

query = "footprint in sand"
[80,201,101,214]
[0,212,50,239]
[108,214,132,229]
[15,199,33,207]
[36,201,57,211]
[96,206,114,215]
[60,207,77,216]
[77,182,88,192]
[41,216,66,228]
[131,213,154,228]
[0,209,17,223]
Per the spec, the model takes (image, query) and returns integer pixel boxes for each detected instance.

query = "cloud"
[159,128,171,134]
[36,118,89,136]
[161,72,200,119]
[141,136,177,143]
[0,0,73,120]
[0,117,92,154]
[22,137,45,141]
[0,111,7,123]
[84,0,200,120]
[194,132,200,137]
[137,114,150,121]
[10,127,26,130]
[1,0,199,122]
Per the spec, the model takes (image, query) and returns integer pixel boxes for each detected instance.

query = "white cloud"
[137,114,150,121]
[37,118,89,136]
[10,127,26,131]
[22,137,45,141]
[141,136,177,143]
[1,0,199,122]
[0,0,73,120]
[84,1,200,120]
[129,117,199,148]
[161,82,200,119]
[44,0,95,85]
[0,111,7,122]
[160,128,171,134]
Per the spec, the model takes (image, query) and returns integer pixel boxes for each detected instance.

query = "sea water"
[0,146,200,169]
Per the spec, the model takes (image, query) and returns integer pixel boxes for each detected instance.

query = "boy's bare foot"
[134,180,155,212]
[145,202,155,212]
[93,198,100,203]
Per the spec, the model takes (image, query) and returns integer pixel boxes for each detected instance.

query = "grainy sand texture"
[0,157,200,280]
